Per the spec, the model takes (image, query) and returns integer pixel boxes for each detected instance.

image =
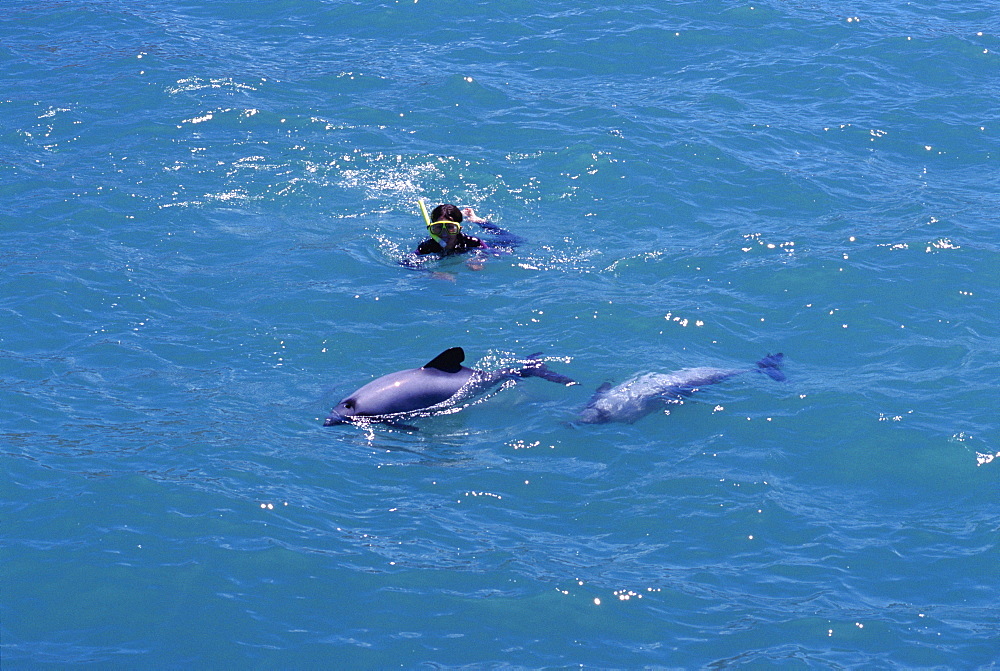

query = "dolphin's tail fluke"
[520,353,578,386]
[756,353,785,382]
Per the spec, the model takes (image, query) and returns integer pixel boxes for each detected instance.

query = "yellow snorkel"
[418,199,432,228]
[419,198,445,245]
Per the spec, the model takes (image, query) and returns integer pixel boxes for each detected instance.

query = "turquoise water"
[3,0,999,667]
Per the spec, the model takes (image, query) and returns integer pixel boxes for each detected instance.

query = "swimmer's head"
[426,204,463,249]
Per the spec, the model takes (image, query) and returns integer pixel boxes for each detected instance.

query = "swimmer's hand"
[461,207,488,224]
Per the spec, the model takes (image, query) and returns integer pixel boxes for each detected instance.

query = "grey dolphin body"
[324,347,575,426]
[578,353,785,424]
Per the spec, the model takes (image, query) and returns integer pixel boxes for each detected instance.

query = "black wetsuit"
[415,233,484,257]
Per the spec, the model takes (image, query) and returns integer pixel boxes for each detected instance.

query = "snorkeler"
[416,203,486,257]
[402,201,523,271]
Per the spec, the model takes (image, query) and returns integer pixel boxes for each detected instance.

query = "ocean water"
[2,0,998,667]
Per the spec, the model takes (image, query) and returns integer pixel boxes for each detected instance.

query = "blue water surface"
[3,0,999,667]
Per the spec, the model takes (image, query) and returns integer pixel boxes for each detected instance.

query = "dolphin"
[324,347,576,426]
[578,353,785,424]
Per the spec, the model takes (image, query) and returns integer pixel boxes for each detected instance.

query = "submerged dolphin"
[578,353,785,424]
[324,347,576,426]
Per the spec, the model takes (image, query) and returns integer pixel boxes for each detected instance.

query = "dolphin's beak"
[323,413,347,426]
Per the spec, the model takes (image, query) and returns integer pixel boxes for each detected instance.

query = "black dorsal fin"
[422,347,465,373]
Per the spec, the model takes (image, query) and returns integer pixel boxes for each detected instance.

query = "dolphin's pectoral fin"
[423,347,465,373]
